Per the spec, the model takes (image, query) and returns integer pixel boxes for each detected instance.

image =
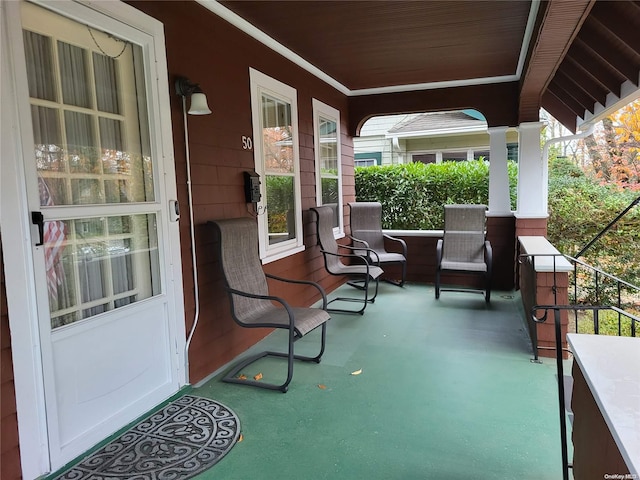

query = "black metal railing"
[520,250,639,480]
[566,255,640,337]
[519,195,640,479]
[530,304,640,480]
[519,252,640,360]
[574,194,640,259]
[520,250,640,480]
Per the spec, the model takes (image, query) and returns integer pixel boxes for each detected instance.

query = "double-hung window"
[313,99,343,236]
[249,69,303,262]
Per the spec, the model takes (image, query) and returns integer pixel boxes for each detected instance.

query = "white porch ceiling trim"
[197,0,540,97]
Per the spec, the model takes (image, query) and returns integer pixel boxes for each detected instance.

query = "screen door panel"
[20,1,178,469]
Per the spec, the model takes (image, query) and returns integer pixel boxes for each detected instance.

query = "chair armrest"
[348,235,369,249]
[484,240,493,271]
[266,273,328,310]
[436,239,443,266]
[320,249,376,272]
[341,243,380,265]
[225,287,296,328]
[383,233,407,257]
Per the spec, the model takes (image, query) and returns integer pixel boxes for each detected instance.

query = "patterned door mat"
[55,395,241,480]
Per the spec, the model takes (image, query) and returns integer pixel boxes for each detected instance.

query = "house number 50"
[242,136,253,150]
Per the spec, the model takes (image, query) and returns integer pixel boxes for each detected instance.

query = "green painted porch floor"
[193,283,570,480]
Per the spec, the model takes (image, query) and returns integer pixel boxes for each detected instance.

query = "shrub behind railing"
[354,160,518,229]
[547,157,640,287]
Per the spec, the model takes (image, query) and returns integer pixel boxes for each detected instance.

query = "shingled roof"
[388,111,486,135]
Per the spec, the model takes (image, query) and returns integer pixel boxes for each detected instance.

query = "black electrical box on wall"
[244,171,261,203]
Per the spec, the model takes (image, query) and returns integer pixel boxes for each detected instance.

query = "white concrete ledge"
[384,229,443,238]
[568,334,640,476]
[518,235,573,272]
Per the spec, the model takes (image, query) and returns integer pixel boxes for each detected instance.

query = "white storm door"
[15,1,185,470]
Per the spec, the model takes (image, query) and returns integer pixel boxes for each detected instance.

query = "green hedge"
[547,157,640,288]
[353,157,639,288]
[354,160,518,229]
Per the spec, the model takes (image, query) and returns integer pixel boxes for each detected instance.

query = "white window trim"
[249,68,304,262]
[313,98,344,237]
[1,1,185,477]
[410,147,492,164]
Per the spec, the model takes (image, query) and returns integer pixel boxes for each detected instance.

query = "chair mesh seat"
[243,305,330,337]
[329,262,384,279]
[440,260,487,272]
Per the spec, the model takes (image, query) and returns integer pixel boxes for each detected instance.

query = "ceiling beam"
[547,82,586,118]
[589,1,640,57]
[518,0,595,123]
[566,39,623,95]
[542,90,578,133]
[579,19,640,85]
[559,58,608,104]
[552,70,595,113]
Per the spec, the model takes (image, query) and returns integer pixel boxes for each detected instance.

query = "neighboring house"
[1,1,638,479]
[355,110,520,166]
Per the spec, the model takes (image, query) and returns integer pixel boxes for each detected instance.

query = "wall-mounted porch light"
[175,76,212,115]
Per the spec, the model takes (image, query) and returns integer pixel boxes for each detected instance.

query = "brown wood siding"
[486,215,516,291]
[514,217,548,291]
[127,1,353,384]
[515,217,548,238]
[571,361,631,478]
[1,241,22,480]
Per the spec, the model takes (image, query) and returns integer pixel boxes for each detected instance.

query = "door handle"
[31,211,44,246]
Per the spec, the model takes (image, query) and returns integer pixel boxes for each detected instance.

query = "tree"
[583,100,640,190]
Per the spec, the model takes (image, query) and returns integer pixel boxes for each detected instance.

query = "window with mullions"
[313,99,343,236]
[249,69,303,262]
[22,3,160,328]
[354,152,381,167]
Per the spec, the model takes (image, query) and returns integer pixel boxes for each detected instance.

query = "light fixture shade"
[188,92,212,115]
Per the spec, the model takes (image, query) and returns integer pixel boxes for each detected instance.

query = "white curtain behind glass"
[24,29,138,326]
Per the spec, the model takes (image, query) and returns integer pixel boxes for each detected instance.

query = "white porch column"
[517,122,546,217]
[487,126,511,215]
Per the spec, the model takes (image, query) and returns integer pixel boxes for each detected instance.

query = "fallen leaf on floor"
[318,384,327,389]
[238,434,244,442]
[350,369,363,375]
[238,374,247,380]
[254,372,263,381]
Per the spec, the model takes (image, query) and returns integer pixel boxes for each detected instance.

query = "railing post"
[553,308,570,480]
[531,255,539,362]
[617,282,622,336]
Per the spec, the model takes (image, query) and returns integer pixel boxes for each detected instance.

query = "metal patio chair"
[210,218,330,392]
[311,205,384,315]
[348,201,407,287]
[435,204,492,303]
